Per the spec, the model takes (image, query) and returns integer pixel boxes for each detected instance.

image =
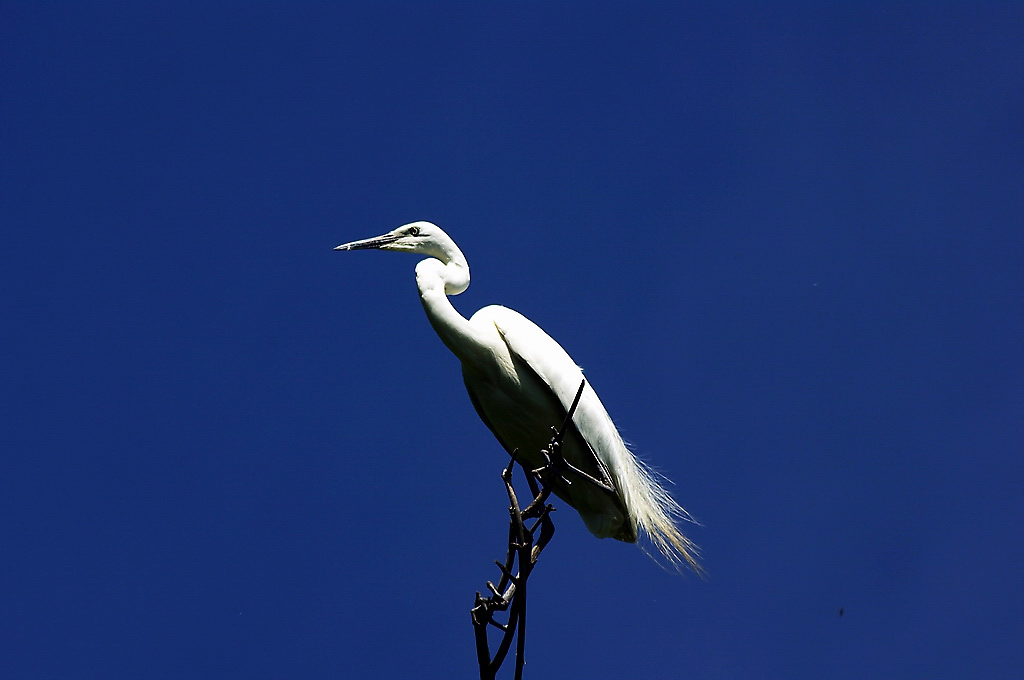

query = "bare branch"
[471,379,585,679]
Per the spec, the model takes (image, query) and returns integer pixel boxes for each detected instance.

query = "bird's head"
[335,221,469,295]
[335,221,444,255]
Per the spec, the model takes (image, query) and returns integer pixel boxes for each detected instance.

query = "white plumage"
[337,221,699,571]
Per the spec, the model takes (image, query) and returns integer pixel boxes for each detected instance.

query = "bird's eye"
[408,226,420,236]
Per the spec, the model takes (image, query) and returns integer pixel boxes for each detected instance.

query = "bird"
[336,221,699,572]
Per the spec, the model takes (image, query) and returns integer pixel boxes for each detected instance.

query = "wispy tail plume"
[628,459,703,574]
[608,433,702,574]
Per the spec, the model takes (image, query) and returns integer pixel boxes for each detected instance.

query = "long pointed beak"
[334,233,400,251]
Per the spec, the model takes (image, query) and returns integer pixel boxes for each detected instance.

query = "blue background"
[2,3,1021,678]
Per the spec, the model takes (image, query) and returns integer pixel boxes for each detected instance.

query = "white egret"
[336,222,699,571]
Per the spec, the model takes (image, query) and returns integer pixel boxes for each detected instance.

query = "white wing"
[467,305,700,571]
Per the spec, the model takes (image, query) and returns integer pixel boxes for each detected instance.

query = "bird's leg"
[528,428,618,506]
[553,458,618,496]
[523,378,595,518]
[522,431,570,518]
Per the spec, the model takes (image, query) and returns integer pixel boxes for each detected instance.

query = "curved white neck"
[415,245,469,296]
[414,245,491,366]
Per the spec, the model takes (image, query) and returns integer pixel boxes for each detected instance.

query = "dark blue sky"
[2,3,1021,678]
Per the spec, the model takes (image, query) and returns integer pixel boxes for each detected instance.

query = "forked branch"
[470,379,586,680]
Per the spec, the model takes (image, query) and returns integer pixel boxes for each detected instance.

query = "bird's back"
[460,305,635,541]
[462,305,700,570]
